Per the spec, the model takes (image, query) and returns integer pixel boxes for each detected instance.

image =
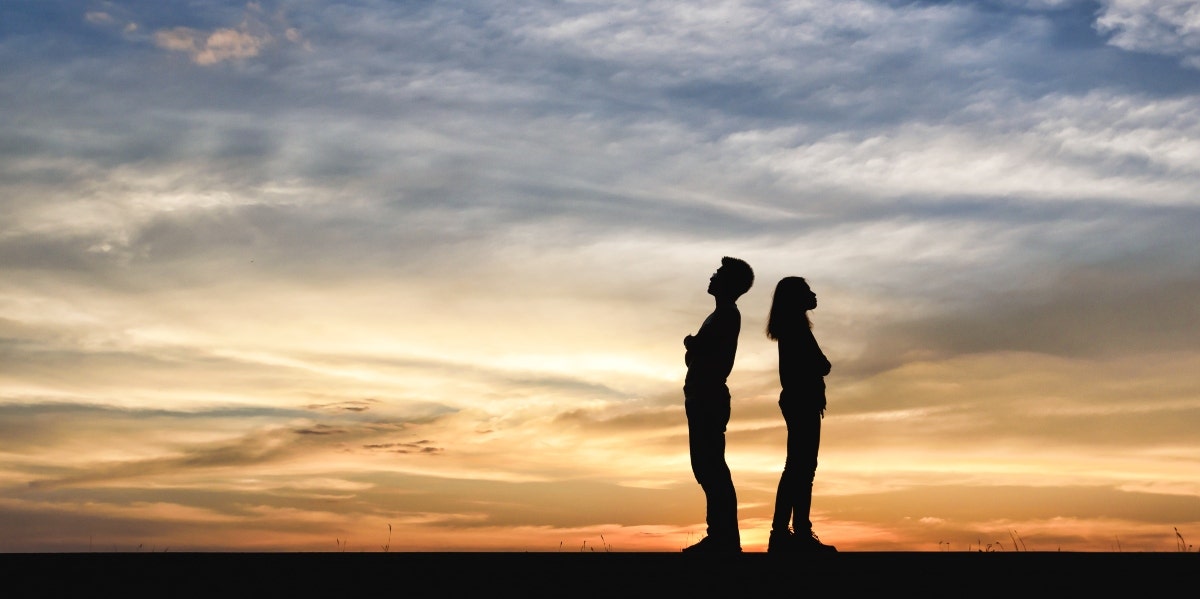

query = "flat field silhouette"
[7,552,1194,595]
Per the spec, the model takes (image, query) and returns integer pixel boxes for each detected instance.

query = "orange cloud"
[154,27,267,65]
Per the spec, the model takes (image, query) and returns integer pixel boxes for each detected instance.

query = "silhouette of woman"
[767,277,836,552]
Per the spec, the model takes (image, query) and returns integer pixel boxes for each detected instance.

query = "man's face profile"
[707,266,727,296]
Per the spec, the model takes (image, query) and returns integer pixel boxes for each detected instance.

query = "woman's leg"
[774,399,821,532]
[789,408,821,532]
[771,401,795,533]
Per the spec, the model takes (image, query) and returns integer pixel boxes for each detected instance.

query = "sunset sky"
[3,0,1199,553]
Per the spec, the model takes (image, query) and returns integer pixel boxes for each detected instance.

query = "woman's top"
[778,327,831,411]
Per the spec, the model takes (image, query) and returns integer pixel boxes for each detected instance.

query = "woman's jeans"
[772,397,821,533]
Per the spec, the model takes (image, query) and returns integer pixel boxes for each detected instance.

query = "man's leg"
[686,398,739,548]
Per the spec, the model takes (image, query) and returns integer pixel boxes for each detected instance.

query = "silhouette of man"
[682,256,754,553]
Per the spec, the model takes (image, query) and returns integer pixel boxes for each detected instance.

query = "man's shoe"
[767,530,794,553]
[682,535,742,553]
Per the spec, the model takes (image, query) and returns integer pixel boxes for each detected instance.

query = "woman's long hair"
[766,276,813,340]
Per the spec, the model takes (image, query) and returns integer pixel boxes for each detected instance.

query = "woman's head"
[766,276,816,340]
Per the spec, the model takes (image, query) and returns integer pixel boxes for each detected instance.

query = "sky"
[2,0,1199,553]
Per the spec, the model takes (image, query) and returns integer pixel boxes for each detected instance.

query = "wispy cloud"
[1097,0,1200,69]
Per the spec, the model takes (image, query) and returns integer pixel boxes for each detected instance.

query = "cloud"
[155,26,267,65]
[19,414,421,490]
[85,11,114,25]
[827,483,1200,527]
[361,440,443,454]
[1096,0,1200,68]
[149,2,306,66]
[846,256,1200,372]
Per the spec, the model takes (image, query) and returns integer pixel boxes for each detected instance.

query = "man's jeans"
[685,393,739,542]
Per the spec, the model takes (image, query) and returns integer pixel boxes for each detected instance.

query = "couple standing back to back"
[682,256,837,554]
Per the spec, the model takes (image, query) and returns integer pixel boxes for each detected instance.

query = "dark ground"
[5,552,1195,595]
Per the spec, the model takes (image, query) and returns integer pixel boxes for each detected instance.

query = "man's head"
[707,256,754,300]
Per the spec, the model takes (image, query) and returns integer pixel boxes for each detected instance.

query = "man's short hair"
[721,256,754,298]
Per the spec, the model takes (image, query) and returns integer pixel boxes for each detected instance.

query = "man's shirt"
[684,300,741,395]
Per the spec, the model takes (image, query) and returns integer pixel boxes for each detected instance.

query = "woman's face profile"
[796,283,816,311]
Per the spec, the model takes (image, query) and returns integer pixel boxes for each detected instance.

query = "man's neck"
[714,295,736,309]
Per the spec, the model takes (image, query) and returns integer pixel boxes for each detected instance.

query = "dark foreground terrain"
[6,552,1195,595]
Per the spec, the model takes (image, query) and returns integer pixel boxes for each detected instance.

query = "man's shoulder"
[721,302,741,320]
[714,302,741,329]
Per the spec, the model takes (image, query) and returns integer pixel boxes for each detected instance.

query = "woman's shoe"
[795,529,837,552]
